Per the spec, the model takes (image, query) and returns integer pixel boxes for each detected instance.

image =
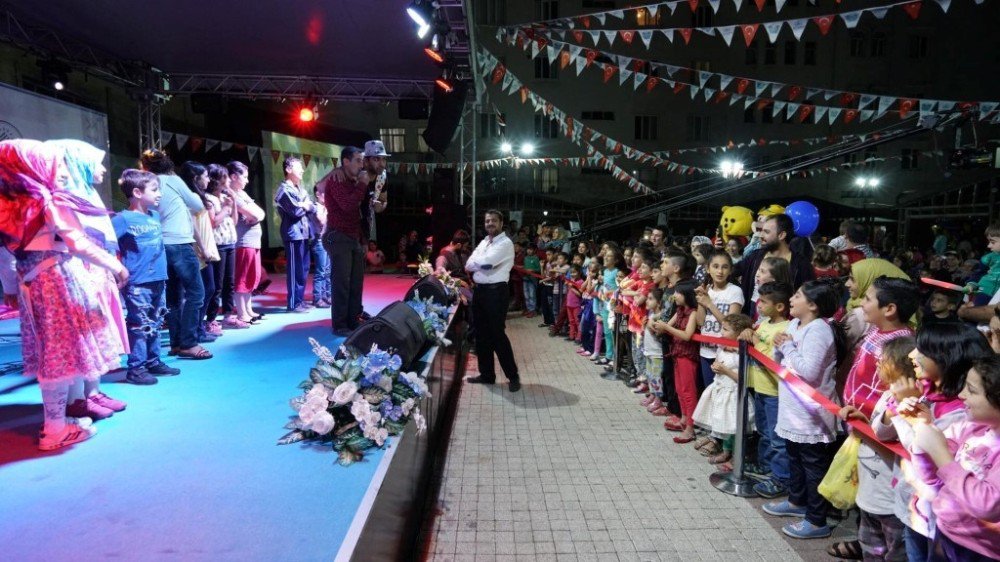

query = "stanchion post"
[709,339,758,497]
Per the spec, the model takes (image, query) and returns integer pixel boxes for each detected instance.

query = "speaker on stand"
[421,81,469,155]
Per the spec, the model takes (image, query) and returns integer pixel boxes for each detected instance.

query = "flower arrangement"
[405,293,452,346]
[278,338,429,466]
[416,256,465,301]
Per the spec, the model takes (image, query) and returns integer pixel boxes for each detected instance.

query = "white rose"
[308,411,336,435]
[401,398,415,415]
[364,425,389,446]
[350,396,370,421]
[331,381,358,405]
[298,400,323,426]
[377,376,393,392]
[412,407,427,434]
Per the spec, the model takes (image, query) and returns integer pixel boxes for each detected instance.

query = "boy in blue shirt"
[112,170,181,385]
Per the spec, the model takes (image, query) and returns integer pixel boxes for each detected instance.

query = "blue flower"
[361,369,383,388]
[387,354,402,372]
[407,300,427,317]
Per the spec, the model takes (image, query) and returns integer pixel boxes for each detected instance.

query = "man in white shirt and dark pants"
[465,209,521,392]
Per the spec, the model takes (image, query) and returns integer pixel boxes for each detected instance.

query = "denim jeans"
[522,277,537,312]
[284,239,310,310]
[752,391,789,483]
[786,440,838,527]
[123,281,167,370]
[904,527,929,562]
[165,243,205,349]
[310,238,331,304]
[579,298,596,352]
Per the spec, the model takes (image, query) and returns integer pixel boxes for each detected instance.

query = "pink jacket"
[913,420,1000,559]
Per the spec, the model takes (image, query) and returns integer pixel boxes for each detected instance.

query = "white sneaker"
[39,420,98,451]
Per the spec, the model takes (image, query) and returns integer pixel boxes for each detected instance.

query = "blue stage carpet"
[0,273,416,561]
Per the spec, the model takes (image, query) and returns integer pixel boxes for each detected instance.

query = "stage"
[0,273,466,561]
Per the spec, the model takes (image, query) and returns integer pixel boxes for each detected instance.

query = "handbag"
[818,434,861,510]
[192,209,220,264]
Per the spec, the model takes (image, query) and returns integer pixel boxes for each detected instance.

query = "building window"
[379,128,406,153]
[762,106,774,123]
[744,107,755,123]
[692,5,713,27]
[804,42,817,65]
[902,148,920,169]
[479,113,505,139]
[581,111,615,120]
[636,7,661,26]
[536,0,558,20]
[685,115,708,141]
[534,57,558,79]
[745,40,758,65]
[635,115,658,141]
[534,114,559,139]
[849,33,865,57]
[692,60,711,74]
[477,0,506,25]
[784,41,797,65]
[417,128,429,152]
[535,169,559,193]
[908,35,929,58]
[764,43,776,65]
[870,33,886,57]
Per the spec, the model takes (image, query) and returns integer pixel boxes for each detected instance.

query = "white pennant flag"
[824,90,838,101]
[786,102,800,119]
[660,29,674,43]
[789,18,808,40]
[704,87,716,102]
[859,94,877,109]
[937,101,956,112]
[595,14,606,25]
[732,0,743,11]
[247,146,259,161]
[744,97,755,109]
[764,21,784,43]
[205,139,220,152]
[730,93,743,106]
[603,30,617,46]
[619,68,633,86]
[501,72,514,91]
[588,31,600,45]
[609,9,625,19]
[175,134,189,149]
[698,27,717,38]
[716,25,736,46]
[639,30,654,48]
[690,85,701,99]
[719,75,733,91]
[221,142,233,151]
[869,6,890,19]
[813,105,828,123]
[647,5,659,18]
[755,81,770,97]
[877,96,896,118]
[840,10,864,29]
[933,0,952,12]
[708,0,722,12]
[666,1,678,14]
[860,109,874,122]
[806,88,822,99]
[775,0,787,12]
[919,99,938,117]
[569,45,583,58]
[575,55,586,75]
[827,107,842,124]
[770,83,784,97]
[530,40,541,58]
[699,71,712,87]
[634,72,645,90]
[772,100,787,115]
[979,102,998,119]
[546,45,558,62]
[162,132,175,145]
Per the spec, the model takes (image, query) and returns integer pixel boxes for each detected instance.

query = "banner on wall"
[261,131,343,248]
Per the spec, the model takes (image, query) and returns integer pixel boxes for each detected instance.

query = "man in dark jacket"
[734,213,814,305]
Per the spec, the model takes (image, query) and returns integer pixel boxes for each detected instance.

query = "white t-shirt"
[699,283,745,359]
[856,392,896,515]
[643,310,663,357]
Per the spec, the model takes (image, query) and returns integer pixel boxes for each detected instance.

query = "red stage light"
[434,78,453,93]
[424,47,444,63]
[298,107,316,122]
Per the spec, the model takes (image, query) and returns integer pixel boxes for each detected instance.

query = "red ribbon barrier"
[691,333,910,460]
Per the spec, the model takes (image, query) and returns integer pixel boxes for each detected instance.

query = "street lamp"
[720,160,744,178]
[500,141,513,155]
[854,176,880,188]
[520,142,535,156]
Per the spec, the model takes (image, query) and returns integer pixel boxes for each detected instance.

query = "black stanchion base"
[709,471,759,498]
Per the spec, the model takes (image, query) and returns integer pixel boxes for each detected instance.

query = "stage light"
[520,142,535,156]
[854,176,879,188]
[38,59,70,92]
[53,80,65,91]
[543,210,549,217]
[424,47,445,64]
[298,106,318,122]
[434,77,453,92]
[407,1,436,38]
[720,160,744,178]
[500,142,513,154]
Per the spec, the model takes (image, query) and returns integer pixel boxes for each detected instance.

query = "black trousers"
[538,283,554,324]
[472,282,519,382]
[323,230,365,331]
[786,440,838,527]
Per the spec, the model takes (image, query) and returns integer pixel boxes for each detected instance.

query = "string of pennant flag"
[517,0,977,33]
[501,28,1000,125]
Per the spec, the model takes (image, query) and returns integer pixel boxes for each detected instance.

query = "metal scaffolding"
[161,73,434,102]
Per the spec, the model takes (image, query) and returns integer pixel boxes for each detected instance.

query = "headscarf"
[0,139,105,251]
[847,258,910,311]
[44,139,106,199]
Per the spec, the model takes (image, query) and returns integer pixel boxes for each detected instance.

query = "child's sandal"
[699,441,722,457]
[692,436,713,451]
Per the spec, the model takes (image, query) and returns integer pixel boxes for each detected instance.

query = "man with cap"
[360,140,390,243]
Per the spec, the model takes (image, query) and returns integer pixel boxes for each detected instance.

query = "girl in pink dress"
[0,140,129,451]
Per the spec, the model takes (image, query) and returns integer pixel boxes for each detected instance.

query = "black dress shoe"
[466,375,495,385]
[332,328,353,338]
[600,371,618,380]
[509,380,521,392]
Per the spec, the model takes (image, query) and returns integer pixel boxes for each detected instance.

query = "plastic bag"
[818,434,860,510]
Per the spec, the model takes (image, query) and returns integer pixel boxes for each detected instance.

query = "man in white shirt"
[465,210,521,392]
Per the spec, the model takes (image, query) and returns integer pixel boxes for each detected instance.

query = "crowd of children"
[515,217,1000,560]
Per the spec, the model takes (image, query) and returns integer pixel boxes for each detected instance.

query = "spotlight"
[53,80,65,91]
[854,176,880,188]
[720,160,744,178]
[543,210,549,216]
[520,142,535,156]
[424,47,445,64]
[298,105,319,122]
[500,142,513,154]
[407,1,437,38]
[37,59,70,92]
[434,77,453,93]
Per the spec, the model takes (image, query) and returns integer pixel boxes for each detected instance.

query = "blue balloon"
[785,200,820,237]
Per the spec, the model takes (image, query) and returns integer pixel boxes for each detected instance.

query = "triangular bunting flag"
[585,49,598,67]
[899,98,917,118]
[559,49,571,69]
[717,25,736,46]
[247,146,259,161]
[205,139,220,152]
[860,109,874,122]
[979,102,998,118]
[772,101,787,115]
[937,101,956,112]
[271,150,281,163]
[843,109,858,124]
[175,134,189,149]
[840,10,863,29]
[789,18,808,40]
[221,141,233,152]
[698,71,712,87]
[660,29,674,43]
[877,96,896,118]
[647,5,659,18]
[501,72,514,91]
[575,55,587,75]
[771,83,784,98]
[736,78,750,94]
[755,81,770,97]
[609,9,625,19]
[546,44,558,62]
[828,107,842,124]
[602,30,617,46]
[902,1,922,19]
[619,67,633,86]
[189,137,205,152]
[933,0,952,12]
[678,28,693,44]
[813,15,834,35]
[595,13,607,25]
[732,0,743,10]
[753,0,766,11]
[870,6,890,18]
[813,105,828,123]
[587,30,600,45]
[775,0,787,12]
[698,27,718,38]
[162,132,175,145]
[704,87,716,101]
[730,93,744,105]
[764,21,783,43]
[688,0,699,12]
[708,0,722,12]
[638,30,654,48]
[797,104,815,123]
[602,64,617,83]
[741,23,759,47]
[859,94,877,109]
[620,30,636,44]
[719,75,734,91]
[690,85,701,99]
[666,2,678,14]
[646,76,659,92]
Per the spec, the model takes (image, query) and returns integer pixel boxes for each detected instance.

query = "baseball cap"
[364,140,391,158]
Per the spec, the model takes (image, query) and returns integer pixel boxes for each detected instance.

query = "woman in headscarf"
[0,139,129,451]
[45,139,131,413]
[843,258,912,348]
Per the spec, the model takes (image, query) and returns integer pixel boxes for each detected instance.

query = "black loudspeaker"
[431,168,455,203]
[339,301,428,369]
[398,99,430,120]
[421,81,469,154]
[430,202,467,257]
[405,276,451,307]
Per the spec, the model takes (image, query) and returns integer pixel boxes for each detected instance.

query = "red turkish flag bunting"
[271,149,281,163]
[302,154,312,168]
[523,28,536,40]
[585,50,598,67]
[843,109,858,124]
[741,24,759,47]
[902,1,922,19]
[797,105,814,122]
[646,77,658,93]
[754,0,767,11]
[673,82,688,94]
[756,99,771,111]
[787,86,802,101]
[736,78,751,94]
[491,64,506,84]
[757,138,767,146]
[536,37,548,52]
[560,50,570,69]
[841,92,857,107]
[572,31,584,43]
[620,30,635,44]
[519,86,529,104]
[190,137,205,152]
[958,102,979,115]
[632,59,645,72]
[714,91,730,104]
[813,16,834,35]
[898,98,917,118]
[679,28,693,45]
[688,0,700,12]
[580,16,591,29]
[602,64,617,83]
